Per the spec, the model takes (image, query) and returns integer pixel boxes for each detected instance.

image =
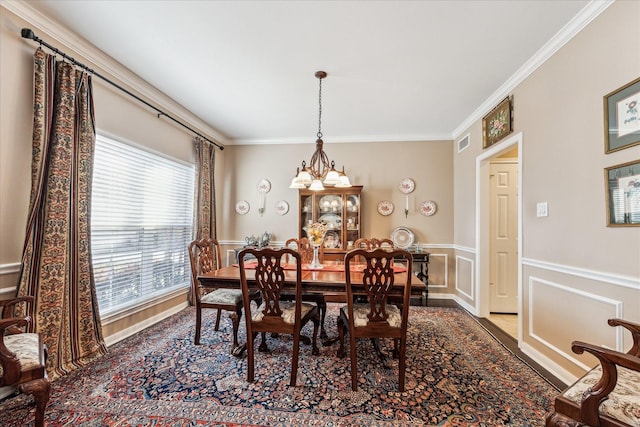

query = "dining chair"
[0,296,50,427]
[284,237,328,340]
[354,237,395,250]
[337,248,413,392]
[238,247,320,386]
[188,237,261,355]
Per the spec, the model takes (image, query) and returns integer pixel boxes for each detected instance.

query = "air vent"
[457,134,470,153]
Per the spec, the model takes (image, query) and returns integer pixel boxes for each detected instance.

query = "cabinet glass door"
[345,194,360,249]
[318,193,343,250]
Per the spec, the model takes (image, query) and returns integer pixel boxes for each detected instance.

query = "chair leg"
[194,307,202,345]
[214,308,222,331]
[337,316,347,358]
[311,312,320,356]
[398,337,407,392]
[19,378,50,427]
[259,332,268,352]
[317,300,328,340]
[230,306,242,353]
[349,333,358,391]
[247,332,257,383]
[291,328,301,386]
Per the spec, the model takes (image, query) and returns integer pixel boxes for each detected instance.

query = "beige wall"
[1,1,639,384]
[452,1,640,382]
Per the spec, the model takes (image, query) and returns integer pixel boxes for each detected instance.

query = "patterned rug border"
[1,305,557,426]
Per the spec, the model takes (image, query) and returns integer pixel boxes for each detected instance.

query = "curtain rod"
[20,28,224,151]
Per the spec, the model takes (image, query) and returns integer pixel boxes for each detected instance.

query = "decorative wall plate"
[235,200,250,215]
[391,226,415,249]
[398,178,415,194]
[377,200,394,216]
[275,200,289,216]
[257,178,271,194]
[420,200,437,216]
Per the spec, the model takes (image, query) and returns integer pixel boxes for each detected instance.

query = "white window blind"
[91,134,194,316]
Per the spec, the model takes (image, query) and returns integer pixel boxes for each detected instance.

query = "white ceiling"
[25,0,595,145]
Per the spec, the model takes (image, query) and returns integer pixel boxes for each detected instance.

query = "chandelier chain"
[317,77,323,139]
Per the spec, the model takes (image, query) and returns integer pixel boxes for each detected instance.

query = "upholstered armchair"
[0,296,50,427]
[546,318,640,427]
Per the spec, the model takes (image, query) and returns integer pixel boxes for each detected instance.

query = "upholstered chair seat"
[253,301,317,324]
[560,365,640,426]
[201,288,243,305]
[342,303,402,328]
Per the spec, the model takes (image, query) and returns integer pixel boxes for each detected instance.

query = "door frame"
[475,132,522,339]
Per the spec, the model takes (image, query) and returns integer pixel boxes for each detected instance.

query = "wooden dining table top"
[198,262,426,297]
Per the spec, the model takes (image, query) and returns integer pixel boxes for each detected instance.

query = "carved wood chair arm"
[608,318,640,356]
[0,316,32,385]
[0,296,34,318]
[571,340,640,426]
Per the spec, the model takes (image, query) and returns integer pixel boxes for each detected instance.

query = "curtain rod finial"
[21,28,36,40]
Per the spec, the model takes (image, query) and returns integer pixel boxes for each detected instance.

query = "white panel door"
[489,161,518,313]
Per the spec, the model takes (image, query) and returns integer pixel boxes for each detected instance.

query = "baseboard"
[520,340,577,386]
[104,302,189,347]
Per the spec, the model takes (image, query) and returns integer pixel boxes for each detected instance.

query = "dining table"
[198,261,426,357]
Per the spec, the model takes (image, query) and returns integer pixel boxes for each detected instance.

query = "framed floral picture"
[605,159,640,226]
[604,77,640,153]
[482,96,513,149]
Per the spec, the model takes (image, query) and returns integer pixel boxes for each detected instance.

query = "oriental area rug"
[0,305,559,426]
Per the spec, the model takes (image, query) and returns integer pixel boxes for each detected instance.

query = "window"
[91,134,194,316]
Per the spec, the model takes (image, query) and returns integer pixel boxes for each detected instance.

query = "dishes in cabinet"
[398,178,415,194]
[318,195,343,212]
[274,200,289,216]
[318,213,341,230]
[420,200,437,216]
[235,200,250,215]
[377,200,394,216]
[346,195,359,212]
[323,230,340,249]
[391,226,415,249]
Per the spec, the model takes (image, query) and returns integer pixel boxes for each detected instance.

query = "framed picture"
[605,159,640,227]
[604,77,640,153]
[482,96,513,149]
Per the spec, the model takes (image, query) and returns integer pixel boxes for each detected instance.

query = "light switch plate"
[536,202,548,217]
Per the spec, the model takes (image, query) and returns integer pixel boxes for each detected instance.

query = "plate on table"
[420,200,437,216]
[377,200,394,216]
[391,226,415,249]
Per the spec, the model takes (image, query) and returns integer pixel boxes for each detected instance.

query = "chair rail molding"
[522,257,640,290]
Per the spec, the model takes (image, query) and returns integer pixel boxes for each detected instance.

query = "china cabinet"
[298,186,363,259]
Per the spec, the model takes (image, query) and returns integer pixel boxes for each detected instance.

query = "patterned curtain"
[193,136,217,240]
[191,137,217,304]
[17,49,107,380]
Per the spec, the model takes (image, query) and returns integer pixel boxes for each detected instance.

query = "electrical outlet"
[536,202,548,217]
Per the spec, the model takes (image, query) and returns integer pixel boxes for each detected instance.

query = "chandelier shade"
[289,71,351,191]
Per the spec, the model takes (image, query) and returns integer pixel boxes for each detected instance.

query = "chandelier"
[289,71,351,191]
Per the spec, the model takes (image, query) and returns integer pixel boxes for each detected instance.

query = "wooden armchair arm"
[571,340,640,426]
[0,316,32,385]
[0,296,35,318]
[608,318,640,356]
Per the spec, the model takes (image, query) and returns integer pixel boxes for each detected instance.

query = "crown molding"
[233,133,453,146]
[2,0,228,145]
[451,0,614,139]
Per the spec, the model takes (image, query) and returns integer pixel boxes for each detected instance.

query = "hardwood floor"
[488,313,518,339]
